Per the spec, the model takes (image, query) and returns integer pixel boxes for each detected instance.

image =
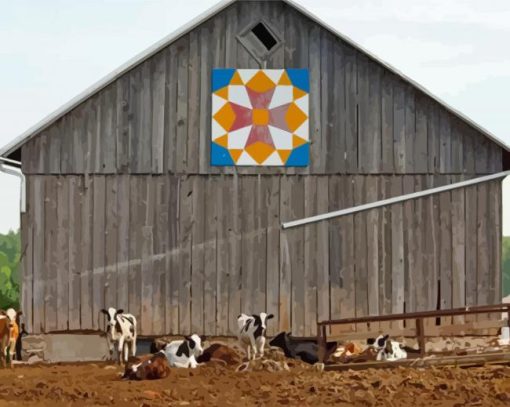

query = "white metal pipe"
[282,170,510,229]
[0,159,26,213]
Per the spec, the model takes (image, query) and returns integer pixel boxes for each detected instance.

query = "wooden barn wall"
[21,174,502,336]
[20,1,503,177]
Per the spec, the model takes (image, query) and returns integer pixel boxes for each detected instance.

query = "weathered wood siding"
[21,174,503,336]
[20,1,503,176]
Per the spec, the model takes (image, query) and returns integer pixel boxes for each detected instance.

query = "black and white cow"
[269,332,338,364]
[101,307,137,364]
[367,334,407,361]
[161,334,205,368]
[237,313,273,360]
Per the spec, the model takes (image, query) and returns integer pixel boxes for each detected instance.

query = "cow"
[367,334,408,361]
[161,334,205,368]
[269,331,338,364]
[237,313,273,360]
[100,307,137,364]
[123,352,171,380]
[0,309,23,365]
[0,315,9,367]
[196,343,242,366]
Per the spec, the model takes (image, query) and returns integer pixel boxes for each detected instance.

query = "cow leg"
[248,336,257,360]
[123,342,129,365]
[256,336,266,359]
[245,344,251,361]
[118,337,125,364]
[9,340,16,362]
[106,337,114,361]
[131,335,137,357]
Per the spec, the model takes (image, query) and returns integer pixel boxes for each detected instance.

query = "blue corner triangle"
[286,69,309,93]
[212,68,236,92]
[285,143,310,167]
[211,142,234,166]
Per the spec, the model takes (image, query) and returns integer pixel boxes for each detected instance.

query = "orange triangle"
[214,134,228,148]
[293,135,308,148]
[229,149,243,163]
[230,71,243,85]
[278,149,292,164]
[245,142,275,164]
[215,86,229,100]
[293,87,307,100]
[278,71,292,85]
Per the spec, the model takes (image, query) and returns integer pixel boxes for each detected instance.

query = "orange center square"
[252,108,270,126]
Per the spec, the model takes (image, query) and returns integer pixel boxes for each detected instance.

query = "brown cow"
[0,315,10,367]
[196,343,242,366]
[122,352,171,380]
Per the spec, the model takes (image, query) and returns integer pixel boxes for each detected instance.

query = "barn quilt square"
[211,69,309,166]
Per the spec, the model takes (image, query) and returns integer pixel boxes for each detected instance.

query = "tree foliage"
[0,229,20,310]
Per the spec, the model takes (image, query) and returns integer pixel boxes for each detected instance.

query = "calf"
[101,307,137,364]
[367,334,407,361]
[161,334,205,368]
[196,343,242,366]
[0,315,9,367]
[123,352,170,380]
[269,332,338,364]
[237,313,273,360]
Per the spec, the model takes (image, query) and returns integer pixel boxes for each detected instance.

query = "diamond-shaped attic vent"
[237,20,283,64]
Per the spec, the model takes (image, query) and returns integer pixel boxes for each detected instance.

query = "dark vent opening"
[251,22,277,51]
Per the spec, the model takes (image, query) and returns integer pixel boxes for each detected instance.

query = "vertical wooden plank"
[56,177,69,331]
[367,62,382,173]
[44,177,58,332]
[279,176,292,332]
[491,181,502,304]
[309,25,321,174]
[32,177,45,333]
[140,178,154,335]
[20,178,33,332]
[128,177,142,322]
[413,177,426,312]
[128,68,141,174]
[80,177,93,330]
[60,115,72,174]
[90,96,102,174]
[178,176,193,334]
[451,119,464,174]
[353,175,368,331]
[216,176,230,335]
[199,21,214,175]
[46,123,61,174]
[227,175,242,335]
[476,183,489,307]
[330,42,346,173]
[344,46,358,173]
[139,62,153,173]
[241,177,256,315]
[187,31,200,175]
[321,31,334,174]
[366,176,379,322]
[191,177,205,334]
[316,177,329,328]
[116,76,130,173]
[92,176,106,330]
[427,102,440,174]
[451,183,466,323]
[439,111,452,174]
[152,176,168,335]
[381,73,394,173]
[164,44,178,174]
[176,37,190,174]
[404,87,416,173]
[439,177,452,324]
[357,55,370,174]
[391,176,404,328]
[425,176,439,318]
[167,176,180,333]
[403,176,415,323]
[35,132,47,174]
[474,134,489,174]
[303,177,317,336]
[489,143,503,173]
[72,106,86,174]
[265,177,280,336]
[151,52,166,174]
[379,176,393,331]
[393,81,406,174]
[68,176,81,330]
[415,96,428,173]
[105,177,118,317]
[116,175,130,313]
[254,176,268,315]
[101,86,117,174]
[464,184,477,323]
[462,126,476,175]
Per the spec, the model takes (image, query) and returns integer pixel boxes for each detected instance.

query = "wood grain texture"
[105,176,118,318]
[303,176,317,336]
[44,177,58,332]
[116,175,130,313]
[56,177,69,331]
[192,177,205,334]
[92,176,106,330]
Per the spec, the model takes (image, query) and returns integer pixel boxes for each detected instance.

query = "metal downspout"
[0,157,25,213]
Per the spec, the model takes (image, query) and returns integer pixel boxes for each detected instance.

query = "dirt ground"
[0,359,509,407]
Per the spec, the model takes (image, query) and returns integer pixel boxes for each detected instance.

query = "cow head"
[4,308,22,330]
[366,334,389,350]
[101,307,123,333]
[185,334,205,357]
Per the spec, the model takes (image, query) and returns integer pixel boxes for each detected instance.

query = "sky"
[0,0,509,234]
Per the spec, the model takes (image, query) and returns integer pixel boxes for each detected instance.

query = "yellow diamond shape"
[213,102,236,132]
[285,103,307,133]
[246,71,276,93]
[245,142,275,164]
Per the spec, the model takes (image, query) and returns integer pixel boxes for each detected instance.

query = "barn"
[1,0,509,339]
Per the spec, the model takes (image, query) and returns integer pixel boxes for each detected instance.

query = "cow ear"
[267,314,274,320]
[116,309,124,315]
[17,310,23,316]
[100,309,109,315]
[383,334,390,340]
[367,338,375,345]
[200,335,207,343]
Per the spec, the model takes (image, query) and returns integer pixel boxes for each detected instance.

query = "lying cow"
[367,334,407,361]
[123,352,171,380]
[196,343,242,366]
[101,307,137,364]
[237,313,273,360]
[269,332,338,364]
[160,334,205,368]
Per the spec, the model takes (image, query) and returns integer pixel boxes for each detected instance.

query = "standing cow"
[237,312,273,360]
[101,307,137,364]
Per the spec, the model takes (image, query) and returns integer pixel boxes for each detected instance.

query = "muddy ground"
[0,360,509,406]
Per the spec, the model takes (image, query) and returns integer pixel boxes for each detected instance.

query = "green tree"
[503,236,510,297]
[0,229,20,310]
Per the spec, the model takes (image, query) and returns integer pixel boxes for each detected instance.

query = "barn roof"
[1,0,509,159]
